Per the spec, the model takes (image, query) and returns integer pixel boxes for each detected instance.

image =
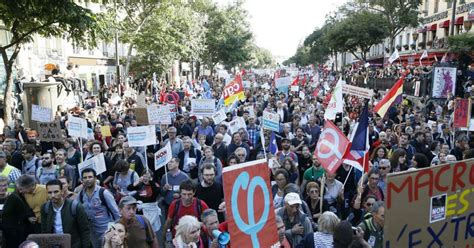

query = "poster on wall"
[431,67,457,98]
[384,159,474,247]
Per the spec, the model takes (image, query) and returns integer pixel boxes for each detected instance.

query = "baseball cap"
[118,196,138,208]
[284,192,302,205]
[0,151,6,158]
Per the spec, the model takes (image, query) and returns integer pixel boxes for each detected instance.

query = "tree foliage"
[0,0,100,122]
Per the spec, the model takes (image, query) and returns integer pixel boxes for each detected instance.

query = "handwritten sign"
[342,84,374,99]
[32,105,53,123]
[212,109,227,124]
[385,159,474,247]
[135,108,149,125]
[228,117,247,134]
[262,111,280,132]
[223,160,279,248]
[127,125,156,147]
[78,153,107,175]
[191,99,215,118]
[38,121,63,142]
[67,115,88,139]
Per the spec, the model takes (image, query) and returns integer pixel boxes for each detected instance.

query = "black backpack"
[79,187,116,220]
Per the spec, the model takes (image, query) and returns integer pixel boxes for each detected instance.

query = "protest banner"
[191,99,215,118]
[315,120,350,174]
[31,105,53,123]
[78,153,106,175]
[127,125,156,147]
[432,67,457,98]
[100,125,112,137]
[290,85,299,92]
[228,117,247,134]
[212,109,227,124]
[135,108,149,125]
[453,99,471,128]
[67,115,88,139]
[223,160,279,248]
[385,159,474,248]
[154,142,172,170]
[262,111,280,132]
[275,76,291,94]
[223,75,245,106]
[342,84,374,99]
[38,121,63,142]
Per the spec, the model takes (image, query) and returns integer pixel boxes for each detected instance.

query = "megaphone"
[212,229,230,246]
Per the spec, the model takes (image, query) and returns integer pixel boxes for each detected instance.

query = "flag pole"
[342,165,354,188]
[260,127,268,161]
[320,174,326,214]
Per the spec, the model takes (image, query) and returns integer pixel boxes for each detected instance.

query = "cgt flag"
[315,120,351,174]
[223,75,245,106]
[223,160,279,248]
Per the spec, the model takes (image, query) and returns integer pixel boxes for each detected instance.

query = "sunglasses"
[379,166,389,170]
[366,203,374,207]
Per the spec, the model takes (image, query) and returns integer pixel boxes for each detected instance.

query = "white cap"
[284,192,302,205]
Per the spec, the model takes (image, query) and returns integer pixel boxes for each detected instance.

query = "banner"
[432,67,457,98]
[315,120,350,174]
[223,75,245,106]
[67,115,88,139]
[154,143,172,170]
[385,159,474,248]
[262,111,280,132]
[38,121,63,142]
[453,99,471,128]
[324,79,344,120]
[223,160,279,248]
[32,105,53,123]
[342,84,374,99]
[78,153,107,175]
[275,76,291,95]
[127,125,156,147]
[212,109,227,124]
[228,117,247,134]
[191,99,215,118]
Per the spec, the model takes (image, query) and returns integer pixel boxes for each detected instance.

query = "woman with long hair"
[173,215,204,248]
[389,148,408,172]
[370,146,388,168]
[281,157,299,184]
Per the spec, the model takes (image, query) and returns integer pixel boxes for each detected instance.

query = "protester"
[275,192,312,247]
[0,150,21,193]
[173,215,203,248]
[299,211,340,248]
[357,201,385,248]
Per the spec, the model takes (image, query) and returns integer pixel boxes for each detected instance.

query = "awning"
[439,20,450,28]
[427,24,438,31]
[455,16,464,25]
[417,27,427,33]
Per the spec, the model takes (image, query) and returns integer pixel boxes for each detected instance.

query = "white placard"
[432,67,457,99]
[191,99,215,118]
[228,117,247,134]
[137,93,147,107]
[67,115,88,139]
[291,86,299,92]
[32,105,53,123]
[154,142,172,170]
[78,153,106,175]
[212,109,227,124]
[262,111,280,132]
[342,84,374,99]
[127,125,157,147]
[244,106,255,117]
[275,77,292,88]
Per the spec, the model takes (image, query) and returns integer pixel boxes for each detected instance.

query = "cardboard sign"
[342,84,374,99]
[223,160,279,248]
[223,75,245,106]
[385,159,474,248]
[38,121,63,142]
[100,125,112,137]
[155,142,172,170]
[135,108,149,125]
[262,111,280,132]
[127,125,156,147]
[67,115,88,139]
[78,153,106,175]
[27,234,71,248]
[315,120,350,174]
[212,109,227,124]
[32,105,53,123]
[191,99,215,118]
[453,99,471,128]
[228,117,247,134]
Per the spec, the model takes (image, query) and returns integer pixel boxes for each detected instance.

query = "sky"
[215,0,349,61]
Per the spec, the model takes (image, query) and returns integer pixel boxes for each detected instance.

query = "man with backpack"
[357,201,384,248]
[162,179,209,241]
[41,179,90,248]
[79,168,120,248]
[21,144,42,176]
[117,196,158,247]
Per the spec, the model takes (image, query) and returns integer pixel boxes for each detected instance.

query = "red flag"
[314,120,351,174]
[312,88,319,97]
[302,75,307,86]
[291,76,299,86]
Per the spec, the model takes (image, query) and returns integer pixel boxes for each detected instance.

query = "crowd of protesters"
[0,61,473,248]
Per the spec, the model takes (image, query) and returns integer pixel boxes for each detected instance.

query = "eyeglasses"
[379,167,389,170]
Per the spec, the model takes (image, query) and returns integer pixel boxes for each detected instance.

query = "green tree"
[303,27,331,64]
[357,0,421,52]
[283,45,311,66]
[244,45,275,68]
[0,0,100,122]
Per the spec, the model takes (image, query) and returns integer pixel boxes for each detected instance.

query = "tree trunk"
[1,47,19,125]
[196,60,201,78]
[125,44,134,77]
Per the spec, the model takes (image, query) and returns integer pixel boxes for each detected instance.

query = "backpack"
[79,187,116,220]
[42,200,79,219]
[136,215,153,245]
[113,171,137,186]
[362,218,375,242]
[171,198,202,227]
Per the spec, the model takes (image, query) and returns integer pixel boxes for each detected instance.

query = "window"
[424,0,429,16]
[406,33,410,45]
[434,0,439,13]
[399,35,403,46]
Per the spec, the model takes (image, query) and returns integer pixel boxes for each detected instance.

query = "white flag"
[154,142,172,170]
[324,79,344,120]
[388,49,399,64]
[419,50,428,65]
[440,53,447,63]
